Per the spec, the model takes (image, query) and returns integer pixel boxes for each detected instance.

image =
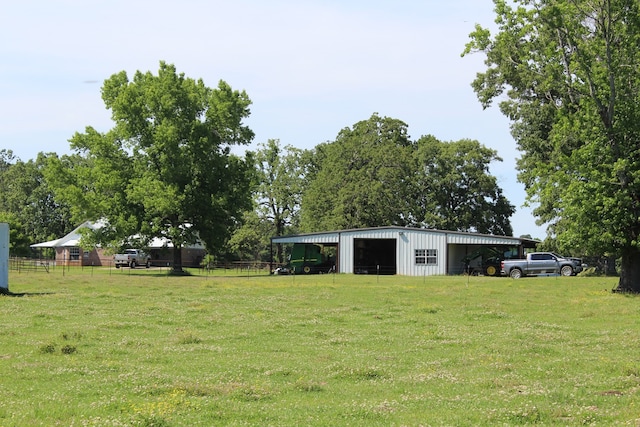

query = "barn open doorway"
[354,238,396,275]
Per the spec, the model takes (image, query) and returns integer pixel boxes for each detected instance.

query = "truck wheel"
[130,260,136,269]
[115,264,121,269]
[509,268,523,279]
[560,265,573,276]
[146,260,150,268]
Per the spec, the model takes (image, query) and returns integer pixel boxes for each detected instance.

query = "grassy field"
[1,269,638,426]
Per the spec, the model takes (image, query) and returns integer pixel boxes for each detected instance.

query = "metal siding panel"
[398,230,447,276]
[339,233,353,274]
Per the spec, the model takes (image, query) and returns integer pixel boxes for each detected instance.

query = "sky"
[1,0,547,239]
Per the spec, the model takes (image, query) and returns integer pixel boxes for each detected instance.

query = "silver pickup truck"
[113,249,151,269]
[501,252,584,279]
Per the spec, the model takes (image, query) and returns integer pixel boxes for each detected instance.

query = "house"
[31,221,207,267]
[270,226,538,276]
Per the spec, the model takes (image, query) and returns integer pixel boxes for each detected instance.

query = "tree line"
[7,0,640,295]
[0,63,513,271]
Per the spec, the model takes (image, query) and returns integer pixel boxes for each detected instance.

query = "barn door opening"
[353,238,396,275]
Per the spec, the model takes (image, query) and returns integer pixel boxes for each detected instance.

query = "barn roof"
[271,226,539,247]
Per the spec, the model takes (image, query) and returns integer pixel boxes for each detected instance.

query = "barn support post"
[269,238,273,274]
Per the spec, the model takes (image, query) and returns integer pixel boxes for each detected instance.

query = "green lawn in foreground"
[0,270,638,426]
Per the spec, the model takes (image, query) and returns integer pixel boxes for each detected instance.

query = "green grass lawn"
[1,269,638,426]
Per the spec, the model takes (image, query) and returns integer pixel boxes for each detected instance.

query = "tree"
[45,62,255,273]
[0,212,30,257]
[225,210,274,262]
[253,139,306,263]
[463,0,640,291]
[300,114,416,231]
[413,136,514,235]
[0,151,74,253]
[300,113,512,234]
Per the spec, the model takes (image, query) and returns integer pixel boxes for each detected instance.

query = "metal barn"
[270,226,538,276]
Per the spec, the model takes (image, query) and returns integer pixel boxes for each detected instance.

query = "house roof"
[31,221,103,248]
[30,220,205,250]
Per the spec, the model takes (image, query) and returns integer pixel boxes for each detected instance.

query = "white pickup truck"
[113,249,151,269]
[501,252,584,279]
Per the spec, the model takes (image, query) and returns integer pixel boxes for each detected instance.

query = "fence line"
[9,257,51,273]
[8,257,274,275]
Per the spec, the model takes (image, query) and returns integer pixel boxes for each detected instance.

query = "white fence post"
[0,223,9,292]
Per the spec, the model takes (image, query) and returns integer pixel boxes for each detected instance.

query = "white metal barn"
[270,226,538,276]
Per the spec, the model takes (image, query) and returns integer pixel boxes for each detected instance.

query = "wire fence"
[9,257,52,273]
[8,256,273,276]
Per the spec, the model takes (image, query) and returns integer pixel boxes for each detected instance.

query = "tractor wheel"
[485,265,497,276]
[303,266,311,274]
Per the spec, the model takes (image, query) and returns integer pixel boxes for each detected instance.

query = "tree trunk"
[605,255,617,276]
[615,247,640,292]
[172,246,183,273]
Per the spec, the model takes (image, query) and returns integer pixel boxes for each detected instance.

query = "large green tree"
[227,139,308,264]
[413,136,514,235]
[300,113,513,234]
[300,114,416,231]
[45,62,254,272]
[254,139,306,262]
[464,0,640,291]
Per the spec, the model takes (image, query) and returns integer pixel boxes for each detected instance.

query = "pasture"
[1,269,638,426]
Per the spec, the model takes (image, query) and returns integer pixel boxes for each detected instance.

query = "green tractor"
[462,247,505,276]
[282,243,336,274]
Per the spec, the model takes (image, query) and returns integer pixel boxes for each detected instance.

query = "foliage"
[0,212,30,256]
[225,210,274,262]
[2,271,638,425]
[0,150,73,253]
[245,139,307,263]
[463,0,640,291]
[413,136,514,234]
[301,114,415,231]
[44,62,255,271]
[254,140,305,233]
[300,113,513,234]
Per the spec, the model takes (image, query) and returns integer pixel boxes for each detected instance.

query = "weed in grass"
[419,304,441,314]
[234,383,276,401]
[294,377,326,392]
[133,414,171,427]
[175,330,202,345]
[61,331,83,340]
[60,344,77,354]
[39,343,56,354]
[503,404,544,424]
